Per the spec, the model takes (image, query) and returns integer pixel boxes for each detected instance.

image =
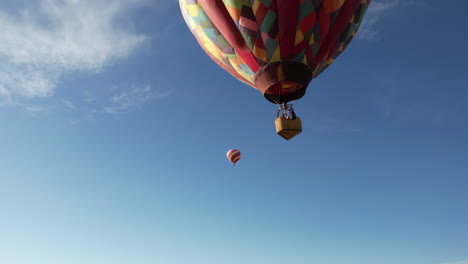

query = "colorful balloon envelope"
[179,0,371,104]
[226,149,241,165]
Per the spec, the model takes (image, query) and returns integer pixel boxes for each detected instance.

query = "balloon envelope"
[179,0,371,104]
[226,149,241,165]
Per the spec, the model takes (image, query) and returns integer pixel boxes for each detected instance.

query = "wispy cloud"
[58,83,171,124]
[367,0,401,14]
[358,0,423,40]
[441,261,468,264]
[62,99,79,111]
[369,70,468,126]
[104,83,170,114]
[307,111,364,134]
[371,77,400,118]
[0,0,146,102]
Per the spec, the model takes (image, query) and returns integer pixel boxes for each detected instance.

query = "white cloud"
[346,127,363,133]
[53,82,173,124]
[307,110,364,134]
[103,83,171,114]
[0,0,147,101]
[62,99,78,111]
[358,0,422,40]
[358,0,400,40]
[367,0,400,14]
[441,261,468,264]
[84,90,96,103]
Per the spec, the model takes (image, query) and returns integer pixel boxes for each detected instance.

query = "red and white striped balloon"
[226,149,241,166]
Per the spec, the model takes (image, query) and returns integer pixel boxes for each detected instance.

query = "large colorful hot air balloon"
[180,0,371,139]
[227,149,241,165]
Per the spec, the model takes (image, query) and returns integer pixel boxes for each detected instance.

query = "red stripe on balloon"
[313,0,361,68]
[228,150,239,159]
[231,152,241,161]
[298,10,317,34]
[199,0,260,72]
[276,0,301,60]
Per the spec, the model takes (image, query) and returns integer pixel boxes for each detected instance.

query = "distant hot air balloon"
[227,149,241,166]
[180,0,371,140]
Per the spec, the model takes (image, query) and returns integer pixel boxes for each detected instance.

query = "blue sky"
[1,0,467,264]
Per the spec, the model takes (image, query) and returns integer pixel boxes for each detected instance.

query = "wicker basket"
[275,115,302,140]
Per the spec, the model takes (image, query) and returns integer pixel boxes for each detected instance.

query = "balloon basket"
[275,115,302,140]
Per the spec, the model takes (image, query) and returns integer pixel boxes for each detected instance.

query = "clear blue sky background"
[1,1,467,264]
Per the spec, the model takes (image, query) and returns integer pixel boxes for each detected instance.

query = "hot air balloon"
[227,149,241,166]
[179,0,371,140]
